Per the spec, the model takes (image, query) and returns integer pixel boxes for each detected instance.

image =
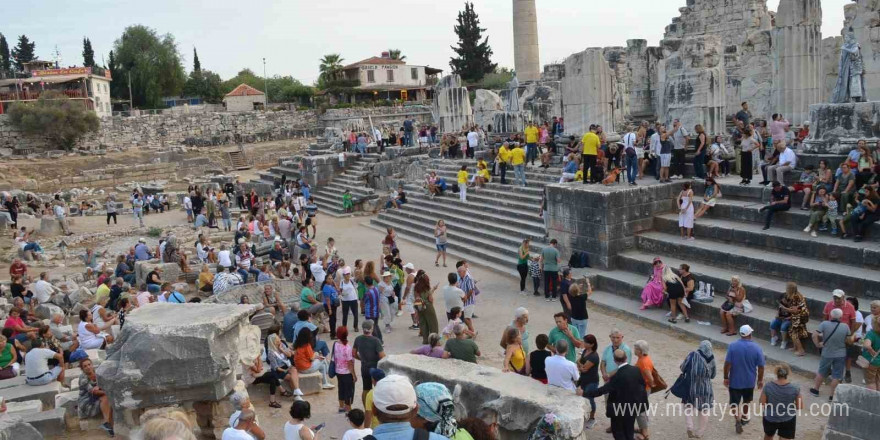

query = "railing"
[0,89,87,101]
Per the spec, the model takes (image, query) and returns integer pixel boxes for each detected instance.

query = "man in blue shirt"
[724,324,765,434]
[363,277,383,342]
[370,374,447,440]
[291,310,329,356]
[134,238,152,261]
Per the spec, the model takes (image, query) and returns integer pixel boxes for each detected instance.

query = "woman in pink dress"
[640,257,665,309]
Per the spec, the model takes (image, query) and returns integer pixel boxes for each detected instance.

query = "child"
[343,409,372,440]
[826,192,842,236]
[342,190,353,214]
[339,151,346,169]
[529,333,551,384]
[528,255,542,297]
[442,306,475,339]
[793,165,817,210]
[326,237,338,258]
[457,165,469,202]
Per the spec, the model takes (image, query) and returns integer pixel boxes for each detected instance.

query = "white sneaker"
[811,231,817,237]
[665,311,672,317]
[322,383,336,389]
[780,341,788,350]
[396,310,403,317]
[803,226,811,232]
[293,388,304,396]
[770,336,778,346]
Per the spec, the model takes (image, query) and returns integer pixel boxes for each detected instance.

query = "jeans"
[532,276,541,294]
[514,165,527,186]
[763,203,790,228]
[342,300,359,329]
[571,318,588,339]
[625,155,638,184]
[222,218,232,231]
[106,212,117,225]
[770,318,792,333]
[544,271,558,299]
[301,358,332,386]
[517,263,528,291]
[693,150,706,178]
[499,162,508,183]
[851,212,880,237]
[23,242,43,253]
[237,267,261,283]
[582,154,597,183]
[404,131,413,147]
[582,382,598,413]
[526,143,538,164]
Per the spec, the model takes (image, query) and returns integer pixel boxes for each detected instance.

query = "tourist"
[529,334,551,384]
[354,320,386,401]
[343,409,372,440]
[140,411,197,440]
[131,193,144,228]
[444,323,480,363]
[378,271,396,333]
[600,329,633,382]
[740,127,759,185]
[363,368,385,429]
[758,364,802,440]
[580,125,601,184]
[833,163,856,214]
[671,119,689,179]
[549,312,583,363]
[640,257,665,310]
[810,308,853,399]
[846,187,880,241]
[369,375,447,440]
[411,333,445,358]
[632,340,656,439]
[196,264,214,295]
[724,324,765,434]
[759,181,792,230]
[568,282,591,337]
[457,261,478,336]
[803,186,830,236]
[0,333,19,380]
[333,326,357,412]
[577,334,600,429]
[284,401,316,440]
[241,352,284,408]
[528,254,541,297]
[414,271,440,344]
[322,277,340,337]
[770,283,809,356]
[502,327,528,375]
[545,339,579,392]
[516,239,530,294]
[658,125,673,182]
[412,382,473,440]
[680,341,716,439]
[708,135,731,177]
[77,358,114,436]
[678,182,695,240]
[585,349,648,440]
[24,337,65,386]
[861,315,880,390]
[720,276,748,335]
[621,127,638,185]
[457,165,469,202]
[337,267,360,332]
[664,265,690,323]
[763,142,798,186]
[266,333,304,398]
[823,289,859,335]
[158,283,186,304]
[525,121,539,166]
[694,178,721,219]
[362,278,383,341]
[510,143,527,187]
[78,309,114,349]
[433,220,448,267]
[691,124,707,179]
[539,239,560,302]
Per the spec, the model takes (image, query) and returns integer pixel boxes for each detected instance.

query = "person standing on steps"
[671,119,690,179]
[525,121,539,166]
[510,143,527,187]
[498,142,511,184]
[693,124,708,179]
[678,182,695,240]
[433,220,448,268]
[724,324,765,435]
[457,165,469,203]
[740,127,759,185]
[580,125,601,184]
[517,239,530,295]
[622,126,638,185]
[539,240,561,302]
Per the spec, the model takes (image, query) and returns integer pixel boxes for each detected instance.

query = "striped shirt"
[460,275,476,307]
[364,286,381,319]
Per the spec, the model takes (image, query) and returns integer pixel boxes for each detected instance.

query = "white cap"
[371,374,417,415]
[832,289,845,298]
[138,237,146,243]
[739,325,754,337]
[382,271,392,278]
[342,266,352,275]
[403,263,415,270]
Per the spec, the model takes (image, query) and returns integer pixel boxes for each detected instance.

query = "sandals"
[280,390,293,397]
[269,401,282,408]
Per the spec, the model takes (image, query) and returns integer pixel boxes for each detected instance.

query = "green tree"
[387,49,406,61]
[221,68,263,94]
[221,69,314,104]
[11,35,36,71]
[7,91,100,150]
[449,2,496,82]
[318,54,344,80]
[111,25,186,108]
[82,37,95,67]
[0,34,10,72]
[183,69,223,103]
[192,47,201,72]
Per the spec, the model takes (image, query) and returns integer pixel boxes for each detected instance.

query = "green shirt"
[0,343,14,367]
[517,246,529,265]
[548,325,581,363]
[541,246,560,272]
[300,287,317,307]
[444,338,479,363]
[863,331,880,367]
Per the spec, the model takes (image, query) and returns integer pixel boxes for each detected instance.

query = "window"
[387,69,394,82]
[367,70,375,83]
[411,68,418,80]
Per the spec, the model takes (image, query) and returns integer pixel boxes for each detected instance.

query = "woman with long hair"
[681,341,716,439]
[720,276,747,336]
[414,270,440,344]
[517,239,531,294]
[640,257,665,310]
[332,326,356,412]
[434,220,448,267]
[502,327,528,375]
[678,182,695,240]
[577,334,600,429]
[664,265,690,323]
[292,330,334,390]
[266,333,303,398]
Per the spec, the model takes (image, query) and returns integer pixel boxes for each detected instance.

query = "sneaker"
[780,341,788,350]
[845,371,852,383]
[770,336,778,346]
[385,326,393,333]
[396,310,403,317]
[293,388,304,396]
[809,388,820,397]
[735,420,743,434]
[819,225,829,232]
[409,325,419,330]
[322,383,336,389]
[585,418,596,430]
[811,231,817,237]
[100,422,114,436]
[803,226,811,233]
[545,298,552,302]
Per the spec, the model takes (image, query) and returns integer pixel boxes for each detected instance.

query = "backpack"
[568,251,590,269]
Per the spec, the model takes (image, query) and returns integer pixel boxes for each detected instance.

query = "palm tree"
[318,54,344,79]
[388,49,406,61]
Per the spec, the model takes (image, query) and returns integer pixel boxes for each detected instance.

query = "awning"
[0,74,89,87]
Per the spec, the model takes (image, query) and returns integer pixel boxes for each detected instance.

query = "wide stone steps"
[427,170,547,195]
[635,230,880,297]
[400,195,547,236]
[653,214,880,268]
[401,184,542,212]
[431,163,563,183]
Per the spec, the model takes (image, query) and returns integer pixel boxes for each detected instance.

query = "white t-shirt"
[442,286,465,312]
[340,279,358,302]
[53,204,65,218]
[24,348,56,380]
[310,263,327,285]
[221,427,255,440]
[218,250,233,267]
[467,131,479,148]
[33,280,55,304]
[854,310,865,339]
[284,422,313,440]
[545,354,579,392]
[342,428,373,440]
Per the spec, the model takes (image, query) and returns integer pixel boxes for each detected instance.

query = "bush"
[147,227,163,237]
[7,91,100,150]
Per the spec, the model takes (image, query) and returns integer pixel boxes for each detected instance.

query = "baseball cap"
[342,266,352,275]
[739,325,754,337]
[372,374,417,416]
[382,271,392,277]
[369,367,386,382]
[832,289,845,298]
[403,263,415,270]
[138,237,146,243]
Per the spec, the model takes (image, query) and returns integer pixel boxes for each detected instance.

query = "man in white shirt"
[183,195,193,223]
[217,244,233,269]
[545,339,580,393]
[649,125,663,181]
[25,338,65,386]
[441,272,465,320]
[310,254,328,286]
[766,143,798,186]
[467,129,480,153]
[622,127,638,184]
[221,408,264,440]
[54,203,72,235]
[671,119,689,178]
[32,272,60,304]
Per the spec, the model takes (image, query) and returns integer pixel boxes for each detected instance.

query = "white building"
[223,84,267,112]
[0,64,113,117]
[333,52,443,103]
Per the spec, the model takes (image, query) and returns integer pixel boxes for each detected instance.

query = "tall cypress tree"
[193,47,201,72]
[82,37,96,67]
[449,2,496,82]
[11,35,36,71]
[0,34,10,71]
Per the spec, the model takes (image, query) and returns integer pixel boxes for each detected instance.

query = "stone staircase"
[310,154,382,216]
[227,150,251,170]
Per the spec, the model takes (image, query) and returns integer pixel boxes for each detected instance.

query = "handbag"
[721,301,734,312]
[650,367,667,394]
[857,350,877,369]
[741,299,753,314]
[328,342,337,379]
[666,356,692,399]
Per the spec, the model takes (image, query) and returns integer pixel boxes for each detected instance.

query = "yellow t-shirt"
[581,132,600,155]
[365,389,379,428]
[457,170,469,184]
[524,126,539,144]
[477,159,488,170]
[478,168,491,180]
[510,147,526,166]
[498,146,511,163]
[574,170,584,181]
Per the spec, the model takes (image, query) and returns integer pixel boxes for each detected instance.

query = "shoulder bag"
[650,367,667,394]
[328,341,337,378]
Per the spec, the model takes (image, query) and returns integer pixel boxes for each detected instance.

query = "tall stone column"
[512,0,541,82]
[561,48,616,136]
[772,0,823,125]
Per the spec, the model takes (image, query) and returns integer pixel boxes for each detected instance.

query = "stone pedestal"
[804,101,880,154]
[432,75,474,133]
[561,48,616,136]
[38,216,75,236]
[822,384,880,440]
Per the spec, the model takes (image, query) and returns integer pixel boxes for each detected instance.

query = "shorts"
[462,304,475,319]
[728,387,755,405]
[792,183,812,193]
[763,417,796,439]
[636,412,649,430]
[404,293,415,314]
[818,356,846,380]
[847,341,863,360]
[660,154,672,167]
[26,366,62,386]
[436,243,447,252]
[865,364,880,384]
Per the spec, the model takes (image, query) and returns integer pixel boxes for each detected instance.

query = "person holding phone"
[221,408,265,440]
[285,400,321,440]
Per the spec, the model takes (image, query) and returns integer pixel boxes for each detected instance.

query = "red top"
[9,261,27,278]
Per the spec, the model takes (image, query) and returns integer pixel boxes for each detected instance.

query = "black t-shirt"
[147,270,160,284]
[529,350,551,380]
[398,191,407,203]
[10,283,26,298]
[570,294,588,320]
[771,187,791,205]
[681,274,695,300]
[666,280,685,299]
[578,350,600,386]
[353,335,384,370]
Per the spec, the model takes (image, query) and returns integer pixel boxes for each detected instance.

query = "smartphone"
[313,423,326,432]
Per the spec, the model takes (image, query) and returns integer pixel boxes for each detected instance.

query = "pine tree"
[449,2,496,82]
[11,35,36,71]
[82,37,96,67]
[107,50,121,99]
[193,47,201,72]
[0,34,10,72]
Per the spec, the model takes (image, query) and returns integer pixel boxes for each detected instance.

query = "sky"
[0,0,849,85]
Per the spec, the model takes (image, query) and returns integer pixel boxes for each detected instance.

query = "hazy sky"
[1,0,849,84]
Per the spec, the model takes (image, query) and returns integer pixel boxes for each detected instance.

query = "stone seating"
[3,381,65,407]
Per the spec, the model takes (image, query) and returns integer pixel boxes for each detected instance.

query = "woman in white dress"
[678,182,695,240]
[77,309,114,350]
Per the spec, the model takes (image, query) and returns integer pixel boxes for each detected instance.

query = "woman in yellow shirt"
[503,327,529,375]
[198,264,214,294]
[457,165,469,203]
[475,162,491,187]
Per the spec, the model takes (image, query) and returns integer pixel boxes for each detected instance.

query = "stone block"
[34,304,63,321]
[3,400,43,416]
[16,408,66,438]
[3,382,64,408]
[61,368,82,388]
[0,376,26,389]
[0,415,44,440]
[205,279,302,310]
[298,371,323,396]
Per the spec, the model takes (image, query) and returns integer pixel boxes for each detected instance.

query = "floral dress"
[786,294,810,340]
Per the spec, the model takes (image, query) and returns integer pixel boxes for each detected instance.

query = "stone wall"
[771,0,823,125]
[657,35,727,135]
[433,75,474,132]
[804,101,880,153]
[319,105,433,132]
[561,48,618,136]
[822,384,880,440]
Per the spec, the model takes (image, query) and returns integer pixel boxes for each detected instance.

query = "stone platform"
[805,101,880,154]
